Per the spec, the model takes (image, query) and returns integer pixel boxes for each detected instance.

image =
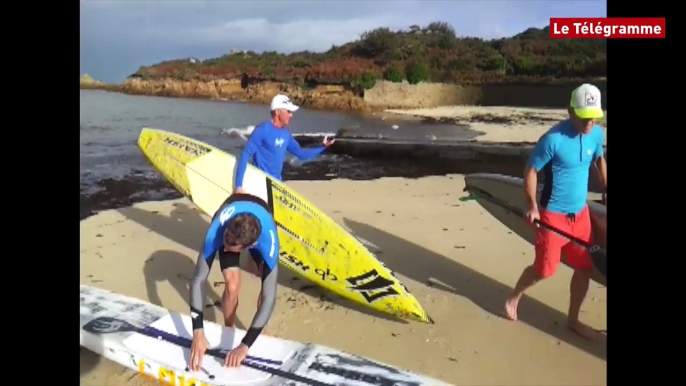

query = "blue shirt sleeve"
[255,226,279,270]
[286,133,326,161]
[234,127,263,189]
[201,216,223,260]
[593,126,605,159]
[529,133,556,172]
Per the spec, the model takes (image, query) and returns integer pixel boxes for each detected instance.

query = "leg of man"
[505,210,568,321]
[218,250,241,328]
[562,206,597,340]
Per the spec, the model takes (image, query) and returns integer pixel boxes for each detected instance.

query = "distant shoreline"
[80,84,607,146]
[380,105,607,144]
[80,76,606,117]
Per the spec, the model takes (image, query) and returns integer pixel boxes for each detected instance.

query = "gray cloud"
[81,0,606,82]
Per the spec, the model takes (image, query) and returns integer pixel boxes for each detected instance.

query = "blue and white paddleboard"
[80,285,450,386]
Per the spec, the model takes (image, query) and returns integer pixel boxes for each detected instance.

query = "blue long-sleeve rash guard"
[189,199,279,348]
[234,121,326,188]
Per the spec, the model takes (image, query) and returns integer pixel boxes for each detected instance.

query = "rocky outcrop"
[83,77,607,112]
[80,74,125,93]
[80,74,100,85]
[111,78,370,112]
[83,22,606,112]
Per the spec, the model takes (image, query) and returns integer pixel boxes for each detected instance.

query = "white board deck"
[80,285,451,386]
[122,314,295,384]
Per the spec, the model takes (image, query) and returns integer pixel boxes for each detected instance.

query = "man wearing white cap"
[504,83,607,340]
[234,94,335,193]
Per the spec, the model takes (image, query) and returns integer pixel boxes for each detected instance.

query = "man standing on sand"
[233,94,335,193]
[189,193,280,370]
[504,83,607,340]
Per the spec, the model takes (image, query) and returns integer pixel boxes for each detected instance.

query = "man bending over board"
[504,83,607,340]
[189,193,280,369]
[233,94,335,193]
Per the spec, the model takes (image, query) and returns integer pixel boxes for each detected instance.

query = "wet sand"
[80,175,607,386]
[384,106,607,144]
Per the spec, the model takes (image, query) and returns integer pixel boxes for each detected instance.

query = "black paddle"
[82,316,332,386]
[462,186,607,277]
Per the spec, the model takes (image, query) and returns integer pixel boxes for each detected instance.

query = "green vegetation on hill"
[131,22,606,88]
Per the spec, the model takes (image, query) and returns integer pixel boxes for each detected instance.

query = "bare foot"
[567,321,598,340]
[504,298,519,321]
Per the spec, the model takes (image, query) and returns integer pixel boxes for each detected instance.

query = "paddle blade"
[589,249,607,277]
[82,317,138,334]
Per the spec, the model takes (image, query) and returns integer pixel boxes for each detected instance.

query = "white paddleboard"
[80,285,450,386]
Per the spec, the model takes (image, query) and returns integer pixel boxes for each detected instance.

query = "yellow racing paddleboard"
[137,128,433,324]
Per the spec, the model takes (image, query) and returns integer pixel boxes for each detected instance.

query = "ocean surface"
[79,90,511,219]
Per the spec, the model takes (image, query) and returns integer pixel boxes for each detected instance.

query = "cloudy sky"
[81,0,607,83]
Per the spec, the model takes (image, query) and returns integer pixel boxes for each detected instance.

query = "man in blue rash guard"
[189,193,279,370]
[233,94,335,193]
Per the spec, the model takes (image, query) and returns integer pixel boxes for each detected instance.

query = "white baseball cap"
[270,94,299,112]
[570,83,604,119]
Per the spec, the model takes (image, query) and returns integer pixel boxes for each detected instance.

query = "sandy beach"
[80,175,607,386]
[383,106,607,144]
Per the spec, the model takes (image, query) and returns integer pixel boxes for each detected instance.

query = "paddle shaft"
[533,219,605,254]
[464,186,607,262]
[137,325,281,366]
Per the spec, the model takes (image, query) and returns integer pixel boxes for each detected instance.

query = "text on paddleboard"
[280,251,310,272]
[163,137,211,157]
[138,359,209,386]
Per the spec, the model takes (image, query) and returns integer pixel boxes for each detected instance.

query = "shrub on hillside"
[135,22,607,86]
[358,72,378,89]
[480,54,507,73]
[383,67,403,82]
[405,62,429,84]
[357,27,397,58]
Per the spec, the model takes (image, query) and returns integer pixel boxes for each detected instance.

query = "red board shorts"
[534,205,594,278]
